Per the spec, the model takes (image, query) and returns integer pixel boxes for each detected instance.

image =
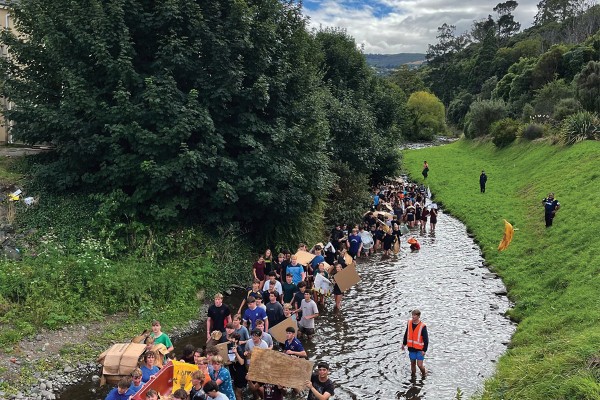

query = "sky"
[301,0,540,54]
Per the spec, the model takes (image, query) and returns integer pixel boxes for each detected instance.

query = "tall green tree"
[0,0,331,244]
[494,1,521,39]
[576,60,600,112]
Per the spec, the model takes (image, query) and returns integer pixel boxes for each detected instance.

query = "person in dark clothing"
[401,309,429,376]
[422,161,429,179]
[306,361,334,400]
[480,170,488,193]
[542,192,560,227]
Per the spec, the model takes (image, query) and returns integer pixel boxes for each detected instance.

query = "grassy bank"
[404,140,600,400]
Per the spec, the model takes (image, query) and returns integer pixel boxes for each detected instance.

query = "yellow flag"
[171,360,198,392]
[498,220,514,251]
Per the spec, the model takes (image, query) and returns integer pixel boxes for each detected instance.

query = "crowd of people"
[106,179,435,400]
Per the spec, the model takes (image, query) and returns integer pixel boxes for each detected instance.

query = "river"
[60,204,514,400]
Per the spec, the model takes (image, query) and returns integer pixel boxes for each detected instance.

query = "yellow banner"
[171,360,198,392]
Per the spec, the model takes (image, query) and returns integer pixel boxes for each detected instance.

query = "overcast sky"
[301,0,540,54]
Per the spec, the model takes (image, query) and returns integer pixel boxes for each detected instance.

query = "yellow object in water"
[498,220,514,251]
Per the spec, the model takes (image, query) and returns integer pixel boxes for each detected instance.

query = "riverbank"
[403,139,600,399]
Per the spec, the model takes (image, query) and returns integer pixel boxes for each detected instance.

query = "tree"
[0,0,332,244]
[576,61,600,113]
[471,29,499,92]
[533,79,575,115]
[464,99,507,138]
[406,91,447,140]
[494,1,521,39]
[534,0,586,25]
[388,65,427,95]
[471,16,497,43]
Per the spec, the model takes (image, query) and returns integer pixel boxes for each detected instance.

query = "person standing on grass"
[422,161,429,179]
[542,192,560,227]
[401,309,428,377]
[480,170,488,193]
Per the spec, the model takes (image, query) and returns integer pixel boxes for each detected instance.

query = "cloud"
[302,0,539,53]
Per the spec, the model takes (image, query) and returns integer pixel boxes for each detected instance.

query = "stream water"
[60,205,515,400]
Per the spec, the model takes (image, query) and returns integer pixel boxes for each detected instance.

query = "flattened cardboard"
[343,253,353,267]
[101,343,146,376]
[334,263,361,292]
[294,250,315,266]
[216,342,231,365]
[246,348,313,390]
[269,317,298,344]
[393,240,400,254]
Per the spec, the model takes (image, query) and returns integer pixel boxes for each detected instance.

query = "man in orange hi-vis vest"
[401,309,429,376]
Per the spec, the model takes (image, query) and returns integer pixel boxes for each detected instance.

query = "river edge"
[0,305,211,400]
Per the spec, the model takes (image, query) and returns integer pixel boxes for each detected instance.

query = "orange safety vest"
[406,320,426,350]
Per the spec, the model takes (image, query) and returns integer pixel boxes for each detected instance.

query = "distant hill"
[365,53,426,68]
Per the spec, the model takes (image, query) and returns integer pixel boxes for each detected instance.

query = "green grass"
[404,140,600,400]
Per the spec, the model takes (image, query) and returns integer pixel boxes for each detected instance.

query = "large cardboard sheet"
[294,250,315,266]
[246,348,313,390]
[269,317,298,344]
[334,263,361,292]
[100,343,146,376]
[216,342,232,365]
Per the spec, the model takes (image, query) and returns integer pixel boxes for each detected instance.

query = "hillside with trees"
[418,0,600,146]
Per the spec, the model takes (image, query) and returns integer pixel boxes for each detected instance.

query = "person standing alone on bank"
[480,170,488,193]
[542,192,560,227]
[401,309,428,376]
[422,161,429,179]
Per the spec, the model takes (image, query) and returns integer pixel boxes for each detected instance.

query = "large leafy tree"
[494,1,521,39]
[0,0,331,242]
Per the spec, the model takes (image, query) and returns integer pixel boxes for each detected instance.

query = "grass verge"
[404,139,600,400]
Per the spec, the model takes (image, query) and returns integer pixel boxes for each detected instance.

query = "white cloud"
[302,0,539,53]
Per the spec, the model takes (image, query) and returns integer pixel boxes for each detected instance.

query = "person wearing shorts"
[401,309,429,376]
[298,291,319,339]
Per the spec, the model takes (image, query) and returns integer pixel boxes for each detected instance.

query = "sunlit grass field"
[404,140,600,399]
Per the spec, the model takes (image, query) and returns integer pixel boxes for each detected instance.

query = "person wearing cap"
[542,192,560,227]
[283,326,307,358]
[309,245,325,276]
[305,361,334,400]
[480,170,488,193]
[242,296,268,331]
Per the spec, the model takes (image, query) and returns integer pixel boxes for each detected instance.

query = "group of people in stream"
[106,179,435,400]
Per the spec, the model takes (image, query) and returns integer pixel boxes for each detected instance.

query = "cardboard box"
[99,343,146,376]
[247,348,313,390]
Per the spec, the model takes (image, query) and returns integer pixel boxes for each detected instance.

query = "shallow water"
[60,207,514,400]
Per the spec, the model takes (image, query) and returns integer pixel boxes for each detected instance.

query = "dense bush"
[464,99,508,138]
[553,98,581,121]
[491,118,520,147]
[560,111,600,145]
[406,91,447,140]
[521,123,547,140]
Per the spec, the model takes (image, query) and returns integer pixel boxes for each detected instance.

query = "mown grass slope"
[404,140,600,400]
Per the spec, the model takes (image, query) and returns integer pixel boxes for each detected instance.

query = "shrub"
[560,111,600,145]
[553,98,581,121]
[464,99,507,139]
[521,123,547,140]
[491,118,519,147]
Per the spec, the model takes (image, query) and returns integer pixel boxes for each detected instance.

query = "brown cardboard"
[100,343,146,376]
[334,263,361,292]
[246,348,313,390]
[216,342,231,365]
[294,250,315,266]
[269,317,298,344]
